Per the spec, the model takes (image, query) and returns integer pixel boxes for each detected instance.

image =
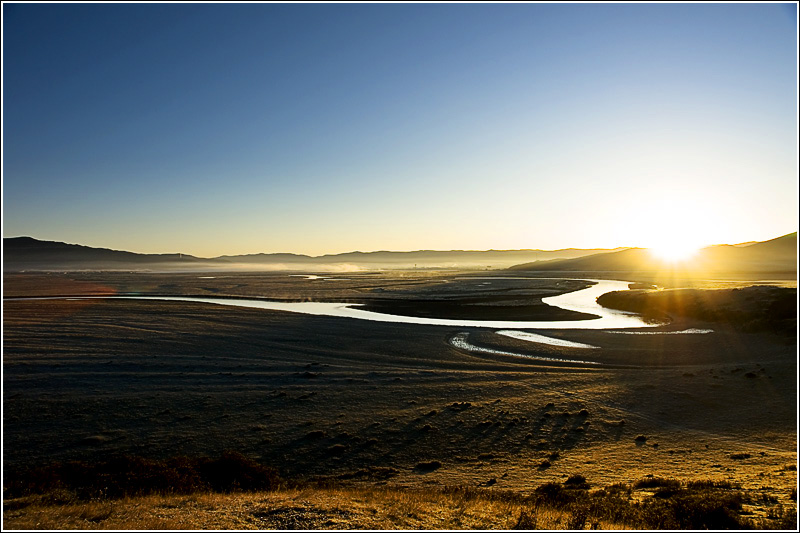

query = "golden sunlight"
[646,222,707,262]
[622,192,716,263]
[648,240,702,262]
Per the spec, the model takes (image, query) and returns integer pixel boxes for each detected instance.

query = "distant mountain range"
[1,236,624,271]
[3,234,795,275]
[509,232,797,277]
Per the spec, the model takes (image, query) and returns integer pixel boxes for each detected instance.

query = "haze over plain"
[2,3,797,257]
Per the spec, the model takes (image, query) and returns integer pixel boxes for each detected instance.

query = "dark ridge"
[2,236,623,271]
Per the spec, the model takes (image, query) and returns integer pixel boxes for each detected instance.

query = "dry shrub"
[633,476,681,490]
[524,477,759,530]
[513,509,538,529]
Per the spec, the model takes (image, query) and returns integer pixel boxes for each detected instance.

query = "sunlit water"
[77,279,646,329]
[496,330,599,349]
[449,333,600,365]
[6,279,670,332]
[288,275,349,281]
[606,328,713,335]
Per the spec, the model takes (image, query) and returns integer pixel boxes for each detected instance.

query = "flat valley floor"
[2,271,797,522]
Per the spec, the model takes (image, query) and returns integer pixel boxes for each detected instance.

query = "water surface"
[496,330,599,349]
[108,279,653,330]
[449,333,601,364]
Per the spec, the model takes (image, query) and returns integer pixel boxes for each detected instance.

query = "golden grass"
[2,486,625,530]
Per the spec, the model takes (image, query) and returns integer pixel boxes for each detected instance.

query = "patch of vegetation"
[633,477,681,490]
[597,286,797,335]
[5,463,796,530]
[522,476,782,530]
[685,479,737,490]
[3,452,283,500]
[513,509,538,529]
[534,482,580,506]
[564,474,590,490]
[414,461,442,472]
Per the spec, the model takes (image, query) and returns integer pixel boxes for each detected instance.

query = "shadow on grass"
[4,451,283,501]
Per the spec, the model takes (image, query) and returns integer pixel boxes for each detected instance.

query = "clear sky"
[2,2,797,257]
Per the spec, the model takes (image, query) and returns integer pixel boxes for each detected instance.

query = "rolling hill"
[2,237,623,271]
[2,237,218,271]
[509,232,797,277]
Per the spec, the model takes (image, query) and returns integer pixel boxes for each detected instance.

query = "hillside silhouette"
[509,233,797,278]
[2,237,623,271]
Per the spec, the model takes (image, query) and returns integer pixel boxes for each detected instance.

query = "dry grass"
[2,485,618,530]
[5,479,798,530]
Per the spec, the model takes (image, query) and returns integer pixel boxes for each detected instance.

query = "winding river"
[7,278,714,360]
[77,279,651,330]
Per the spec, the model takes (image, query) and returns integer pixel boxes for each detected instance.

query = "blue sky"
[2,3,797,256]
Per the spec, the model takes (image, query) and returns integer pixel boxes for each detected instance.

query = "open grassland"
[3,271,797,529]
[3,476,797,530]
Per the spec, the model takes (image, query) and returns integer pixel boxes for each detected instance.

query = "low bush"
[524,476,761,530]
[730,453,752,460]
[513,509,538,529]
[564,474,590,490]
[638,488,747,529]
[633,477,681,490]
[685,479,737,490]
[533,482,577,507]
[414,461,442,472]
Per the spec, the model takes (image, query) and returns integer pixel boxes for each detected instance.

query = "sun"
[646,229,706,262]
[627,201,712,263]
[648,240,702,262]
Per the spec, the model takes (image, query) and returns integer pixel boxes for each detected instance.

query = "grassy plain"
[2,271,797,529]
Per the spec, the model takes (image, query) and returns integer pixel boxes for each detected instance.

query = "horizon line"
[3,232,797,260]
